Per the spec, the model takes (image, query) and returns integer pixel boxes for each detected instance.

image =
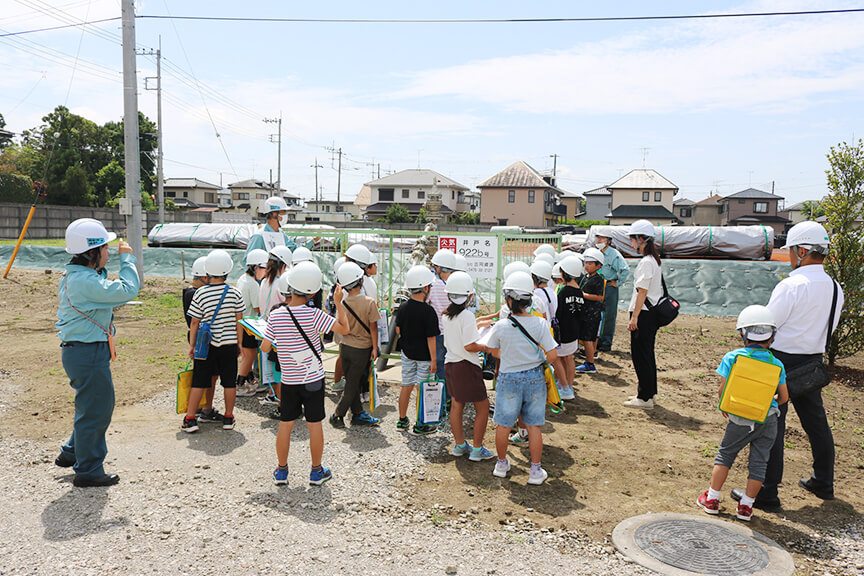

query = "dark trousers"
[336,344,372,418]
[598,284,619,350]
[629,309,658,400]
[760,349,835,499]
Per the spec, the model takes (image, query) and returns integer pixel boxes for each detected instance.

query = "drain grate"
[634,519,770,576]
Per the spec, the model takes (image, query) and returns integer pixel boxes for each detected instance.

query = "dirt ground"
[1,268,862,574]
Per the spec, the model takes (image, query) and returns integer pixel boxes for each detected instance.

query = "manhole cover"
[634,519,769,575]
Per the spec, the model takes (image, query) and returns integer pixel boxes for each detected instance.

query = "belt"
[60,341,100,347]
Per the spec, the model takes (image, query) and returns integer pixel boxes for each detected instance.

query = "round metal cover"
[634,519,769,575]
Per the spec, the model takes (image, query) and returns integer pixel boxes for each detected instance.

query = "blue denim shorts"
[401,353,431,388]
[493,365,546,427]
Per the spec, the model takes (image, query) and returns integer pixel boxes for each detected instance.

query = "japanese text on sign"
[439,236,499,279]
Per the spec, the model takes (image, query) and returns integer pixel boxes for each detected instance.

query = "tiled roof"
[673,198,695,206]
[607,169,677,190]
[607,204,677,219]
[724,188,784,200]
[478,161,555,189]
[583,186,610,196]
[365,169,468,191]
[695,195,724,206]
[164,178,220,190]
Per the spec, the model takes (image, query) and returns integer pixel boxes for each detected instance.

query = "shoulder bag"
[286,307,325,392]
[193,286,230,360]
[645,275,680,327]
[343,301,371,334]
[784,280,839,399]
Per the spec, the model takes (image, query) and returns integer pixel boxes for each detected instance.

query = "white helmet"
[205,249,233,277]
[245,249,268,267]
[554,251,571,264]
[503,271,535,299]
[332,256,347,276]
[534,253,555,265]
[65,218,117,255]
[192,256,208,278]
[736,305,776,342]
[405,265,435,290]
[502,260,531,279]
[286,261,322,295]
[445,271,475,296]
[783,221,830,250]
[551,263,563,279]
[336,261,364,289]
[451,253,468,272]
[582,247,606,266]
[529,260,553,282]
[262,196,289,214]
[559,255,584,278]
[431,248,456,270]
[268,245,293,267]
[344,244,374,267]
[292,246,314,264]
[628,219,655,238]
[534,244,557,258]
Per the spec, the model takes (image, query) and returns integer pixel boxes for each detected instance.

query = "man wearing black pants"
[733,222,843,509]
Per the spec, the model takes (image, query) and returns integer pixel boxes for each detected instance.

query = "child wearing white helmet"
[235,249,269,398]
[428,248,458,401]
[261,262,352,487]
[326,257,348,391]
[183,250,245,433]
[344,244,379,303]
[258,245,294,408]
[395,265,441,435]
[554,256,585,397]
[575,248,606,375]
[697,305,788,522]
[485,271,558,485]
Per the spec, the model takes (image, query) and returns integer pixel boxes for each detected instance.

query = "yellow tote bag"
[719,351,781,423]
[176,361,207,414]
[544,363,564,413]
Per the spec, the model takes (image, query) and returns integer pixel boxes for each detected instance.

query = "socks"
[530,462,542,472]
[740,494,756,507]
[707,488,722,501]
[497,458,507,465]
[277,464,288,471]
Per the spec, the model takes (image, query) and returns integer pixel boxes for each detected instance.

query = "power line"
[0,16,119,37]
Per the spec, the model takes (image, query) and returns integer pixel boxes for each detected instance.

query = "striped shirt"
[427,276,450,332]
[187,283,244,346]
[265,306,336,385]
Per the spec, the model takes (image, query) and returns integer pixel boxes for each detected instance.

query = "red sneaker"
[697,491,720,515]
[736,503,753,522]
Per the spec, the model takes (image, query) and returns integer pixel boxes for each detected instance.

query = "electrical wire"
[0,16,119,37]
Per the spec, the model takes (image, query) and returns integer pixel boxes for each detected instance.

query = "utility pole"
[549,154,559,180]
[140,37,164,223]
[326,145,343,205]
[264,115,282,193]
[122,0,143,283]
[311,158,323,211]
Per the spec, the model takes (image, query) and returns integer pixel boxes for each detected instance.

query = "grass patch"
[700,442,719,458]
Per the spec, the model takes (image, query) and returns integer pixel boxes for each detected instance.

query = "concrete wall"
[0,202,210,239]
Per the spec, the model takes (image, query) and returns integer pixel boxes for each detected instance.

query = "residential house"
[673,198,695,226]
[455,190,481,214]
[720,188,789,235]
[162,178,221,209]
[606,169,679,226]
[582,186,612,221]
[303,199,360,222]
[478,161,567,228]
[691,195,725,226]
[559,189,584,221]
[362,169,468,222]
[227,179,302,218]
[353,185,372,217]
[782,201,812,227]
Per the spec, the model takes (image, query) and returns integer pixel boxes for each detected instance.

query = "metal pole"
[276,114,282,193]
[122,0,144,284]
[336,147,342,205]
[156,37,164,224]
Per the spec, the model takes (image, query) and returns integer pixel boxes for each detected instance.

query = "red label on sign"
[439,237,456,252]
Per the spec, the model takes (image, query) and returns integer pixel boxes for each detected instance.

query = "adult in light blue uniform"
[55,218,139,487]
[245,196,298,258]
[595,232,631,352]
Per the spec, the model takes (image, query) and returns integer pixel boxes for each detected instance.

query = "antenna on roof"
[639,147,650,168]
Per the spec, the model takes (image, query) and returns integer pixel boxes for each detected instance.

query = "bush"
[0,168,34,203]
[383,203,412,224]
[563,218,609,228]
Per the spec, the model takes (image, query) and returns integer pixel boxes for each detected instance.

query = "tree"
[451,212,479,225]
[93,160,125,207]
[801,200,825,219]
[823,139,864,365]
[59,164,94,206]
[0,166,33,203]
[383,203,412,224]
[0,113,11,151]
[415,208,429,224]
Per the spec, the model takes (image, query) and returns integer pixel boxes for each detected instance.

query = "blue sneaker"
[273,466,289,486]
[351,411,380,426]
[558,384,576,400]
[451,442,472,456]
[469,446,495,462]
[309,466,332,486]
[575,362,597,374]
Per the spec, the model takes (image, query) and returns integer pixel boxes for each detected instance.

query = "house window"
[497,218,508,225]
[235,192,249,200]
[379,188,394,201]
[325,205,330,212]
[718,205,725,214]
[257,193,267,200]
[205,192,216,203]
[508,190,515,203]
[183,191,188,198]
[738,199,745,204]
[642,191,650,202]
[165,191,176,198]
[417,190,425,199]
[451,191,456,200]
[336,205,344,212]
[680,208,692,218]
[655,191,662,202]
[528,190,535,203]
[402,189,409,199]
[608,201,612,208]
[754,202,768,213]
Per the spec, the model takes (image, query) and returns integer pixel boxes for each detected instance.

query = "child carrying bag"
[176,361,207,414]
[416,375,446,425]
[718,350,782,423]
[193,286,230,360]
[508,316,564,414]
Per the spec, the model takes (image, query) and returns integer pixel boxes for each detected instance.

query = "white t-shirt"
[259,277,284,319]
[362,275,378,304]
[487,315,557,374]
[442,309,482,367]
[236,273,260,318]
[628,256,663,312]
[533,287,556,324]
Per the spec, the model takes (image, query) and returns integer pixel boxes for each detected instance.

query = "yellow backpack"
[718,350,781,423]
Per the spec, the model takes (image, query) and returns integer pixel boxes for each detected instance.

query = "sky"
[1,0,863,207]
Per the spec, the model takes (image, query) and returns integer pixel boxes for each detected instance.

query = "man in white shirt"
[733,222,844,510]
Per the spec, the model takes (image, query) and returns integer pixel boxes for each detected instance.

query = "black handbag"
[784,281,839,399]
[645,275,680,327]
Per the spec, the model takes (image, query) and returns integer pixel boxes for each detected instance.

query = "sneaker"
[697,490,720,515]
[222,415,235,430]
[181,416,199,433]
[273,466,289,486]
[411,423,437,436]
[736,503,753,522]
[269,408,281,420]
[575,362,597,374]
[331,378,346,392]
[236,382,257,397]
[396,416,410,430]
[255,383,269,393]
[329,414,346,429]
[469,446,495,462]
[558,385,576,401]
[623,397,654,410]
[528,466,548,485]
[597,346,612,353]
[593,351,601,361]
[309,466,333,486]
[451,442,472,456]
[196,408,223,422]
[509,431,529,446]
[730,488,782,512]
[493,459,510,478]
[261,393,280,406]
[351,411,380,426]
[576,348,586,359]
[54,453,75,468]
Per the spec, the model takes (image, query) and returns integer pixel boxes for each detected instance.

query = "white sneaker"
[528,466,548,485]
[493,459,510,478]
[558,385,575,401]
[235,383,257,397]
[623,397,655,410]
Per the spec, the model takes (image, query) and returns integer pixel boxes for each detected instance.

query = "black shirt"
[556,285,584,344]
[395,298,440,361]
[580,274,605,320]
[183,286,197,328]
